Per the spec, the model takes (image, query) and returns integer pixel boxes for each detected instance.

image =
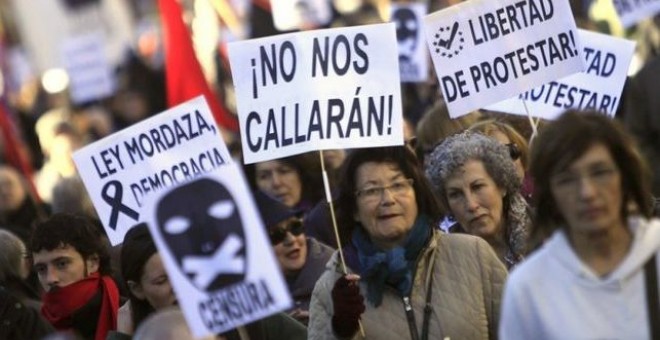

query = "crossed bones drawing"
[181,233,246,290]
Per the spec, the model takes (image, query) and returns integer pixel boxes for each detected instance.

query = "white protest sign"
[486,29,635,119]
[613,0,660,28]
[62,32,116,104]
[391,3,429,83]
[424,0,584,118]
[270,0,332,31]
[229,23,403,164]
[142,166,291,338]
[11,0,134,74]
[73,96,232,245]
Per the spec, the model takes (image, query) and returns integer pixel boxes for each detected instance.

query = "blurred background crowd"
[0,0,659,339]
[0,0,656,213]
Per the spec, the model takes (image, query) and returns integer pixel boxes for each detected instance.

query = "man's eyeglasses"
[505,143,522,161]
[355,178,414,202]
[269,219,304,245]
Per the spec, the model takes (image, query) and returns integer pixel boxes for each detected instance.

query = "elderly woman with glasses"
[308,146,507,339]
[500,110,660,339]
[425,132,531,269]
[254,191,334,326]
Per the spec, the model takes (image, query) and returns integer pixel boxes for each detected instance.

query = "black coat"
[0,285,54,340]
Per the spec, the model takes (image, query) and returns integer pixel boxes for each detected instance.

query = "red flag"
[159,0,238,131]
[252,0,272,11]
[0,103,41,203]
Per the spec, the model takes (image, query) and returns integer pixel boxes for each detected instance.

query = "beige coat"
[308,231,507,340]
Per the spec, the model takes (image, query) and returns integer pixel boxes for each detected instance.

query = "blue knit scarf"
[352,214,431,306]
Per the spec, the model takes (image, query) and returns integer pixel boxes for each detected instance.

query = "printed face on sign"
[393,7,419,61]
[295,0,320,24]
[156,178,247,292]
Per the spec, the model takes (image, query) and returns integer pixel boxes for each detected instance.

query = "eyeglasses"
[355,178,414,202]
[269,219,304,245]
[505,143,521,161]
[550,165,619,193]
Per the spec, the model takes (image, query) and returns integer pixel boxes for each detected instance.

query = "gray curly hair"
[0,229,26,282]
[424,132,530,266]
[424,131,521,211]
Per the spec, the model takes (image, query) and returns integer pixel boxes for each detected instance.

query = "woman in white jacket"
[500,110,660,339]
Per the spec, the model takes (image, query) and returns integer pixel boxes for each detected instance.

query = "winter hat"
[120,223,157,286]
[253,191,300,228]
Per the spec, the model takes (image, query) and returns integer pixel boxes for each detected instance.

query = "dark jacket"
[624,56,660,197]
[304,202,338,249]
[0,275,42,311]
[0,285,54,340]
[106,312,307,340]
[287,238,334,317]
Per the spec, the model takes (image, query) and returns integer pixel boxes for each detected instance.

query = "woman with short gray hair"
[0,230,54,339]
[0,229,28,282]
[0,229,41,309]
[425,132,531,268]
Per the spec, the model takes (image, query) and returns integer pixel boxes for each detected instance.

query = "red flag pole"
[158,0,239,131]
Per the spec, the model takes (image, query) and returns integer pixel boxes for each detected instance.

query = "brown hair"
[31,213,112,275]
[529,110,652,242]
[335,145,443,247]
[469,118,530,169]
[415,102,481,160]
[243,152,324,207]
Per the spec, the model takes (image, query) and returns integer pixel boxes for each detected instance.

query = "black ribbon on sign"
[102,180,139,230]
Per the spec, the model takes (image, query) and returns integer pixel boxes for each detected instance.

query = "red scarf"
[41,272,119,340]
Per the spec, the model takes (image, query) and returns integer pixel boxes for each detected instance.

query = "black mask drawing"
[156,177,246,292]
[393,7,419,62]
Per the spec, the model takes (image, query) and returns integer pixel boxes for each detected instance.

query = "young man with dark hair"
[31,213,119,340]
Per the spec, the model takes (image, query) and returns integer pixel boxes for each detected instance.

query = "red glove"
[331,274,365,338]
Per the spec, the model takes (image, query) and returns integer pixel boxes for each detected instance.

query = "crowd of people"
[1,0,660,339]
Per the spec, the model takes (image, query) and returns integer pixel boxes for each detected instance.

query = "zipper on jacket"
[403,296,420,340]
[403,229,435,340]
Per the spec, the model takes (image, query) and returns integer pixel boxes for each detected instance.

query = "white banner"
[11,0,134,73]
[62,32,116,104]
[424,0,584,118]
[142,166,291,337]
[391,3,429,83]
[73,96,232,245]
[613,0,660,28]
[486,29,635,119]
[229,23,403,164]
[270,0,333,31]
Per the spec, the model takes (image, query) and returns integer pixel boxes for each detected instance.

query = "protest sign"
[228,23,403,164]
[62,32,116,104]
[391,3,429,82]
[11,0,133,74]
[73,96,232,245]
[612,0,660,28]
[270,0,332,31]
[424,0,584,118]
[142,165,291,338]
[486,29,635,119]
